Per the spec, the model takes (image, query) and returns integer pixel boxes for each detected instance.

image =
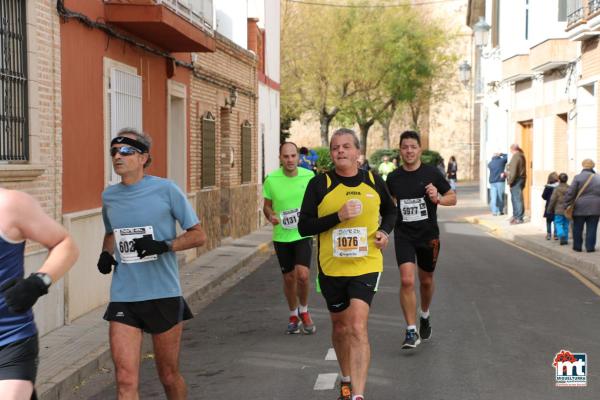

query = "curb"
[38,232,273,400]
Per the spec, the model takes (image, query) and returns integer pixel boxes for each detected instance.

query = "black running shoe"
[401,329,421,349]
[420,316,432,340]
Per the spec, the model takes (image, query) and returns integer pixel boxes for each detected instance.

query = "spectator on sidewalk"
[547,173,570,245]
[563,159,600,252]
[488,152,508,216]
[299,147,315,172]
[507,144,527,224]
[447,155,458,191]
[542,172,559,240]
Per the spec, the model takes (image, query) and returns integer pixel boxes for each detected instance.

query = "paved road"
[67,186,600,399]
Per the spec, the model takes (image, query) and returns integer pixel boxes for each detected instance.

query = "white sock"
[352,395,364,400]
[420,309,430,319]
[290,308,298,317]
[299,304,308,314]
[407,325,417,331]
[341,375,351,383]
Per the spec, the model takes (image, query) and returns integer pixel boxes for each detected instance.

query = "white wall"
[499,0,529,60]
[576,82,598,165]
[251,0,280,179]
[529,0,569,46]
[214,0,248,48]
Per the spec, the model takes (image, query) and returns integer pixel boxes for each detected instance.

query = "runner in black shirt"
[386,131,456,349]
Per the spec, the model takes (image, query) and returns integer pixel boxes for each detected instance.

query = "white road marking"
[314,373,338,390]
[325,348,337,361]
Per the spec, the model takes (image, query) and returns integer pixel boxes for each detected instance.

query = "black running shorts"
[394,237,441,273]
[273,238,313,274]
[103,296,193,334]
[318,272,381,313]
[0,335,38,383]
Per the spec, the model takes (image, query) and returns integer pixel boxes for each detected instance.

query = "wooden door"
[520,121,533,213]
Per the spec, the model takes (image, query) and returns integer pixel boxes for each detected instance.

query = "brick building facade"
[1,0,267,336]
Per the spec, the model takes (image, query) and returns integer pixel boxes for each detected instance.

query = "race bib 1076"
[113,226,158,264]
[332,227,368,257]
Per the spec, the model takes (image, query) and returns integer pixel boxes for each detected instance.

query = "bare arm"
[439,190,457,206]
[171,223,206,252]
[263,199,279,225]
[425,184,457,206]
[12,191,79,283]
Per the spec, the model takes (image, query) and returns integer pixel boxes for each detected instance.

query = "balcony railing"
[105,0,213,32]
[590,0,600,15]
[567,6,586,26]
[159,0,213,31]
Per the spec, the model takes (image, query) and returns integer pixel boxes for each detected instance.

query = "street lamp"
[473,16,491,48]
[459,60,471,87]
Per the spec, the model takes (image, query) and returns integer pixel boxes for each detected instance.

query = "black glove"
[97,251,117,274]
[133,236,169,259]
[0,274,48,314]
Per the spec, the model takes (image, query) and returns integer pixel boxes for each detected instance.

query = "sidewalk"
[464,212,600,288]
[37,226,273,400]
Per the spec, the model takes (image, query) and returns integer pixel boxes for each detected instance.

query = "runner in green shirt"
[378,155,396,181]
[263,142,316,334]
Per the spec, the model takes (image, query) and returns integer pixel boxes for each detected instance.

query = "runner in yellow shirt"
[298,129,396,400]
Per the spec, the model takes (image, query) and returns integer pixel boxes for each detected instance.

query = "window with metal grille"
[201,112,216,187]
[108,67,142,184]
[0,0,28,162]
[241,121,251,183]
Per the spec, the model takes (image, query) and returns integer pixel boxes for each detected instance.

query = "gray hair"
[117,127,153,168]
[330,128,360,150]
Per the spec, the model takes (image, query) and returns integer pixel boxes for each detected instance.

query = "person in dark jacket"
[547,173,570,245]
[542,172,559,240]
[506,144,527,224]
[488,153,508,216]
[563,159,600,252]
[447,156,457,191]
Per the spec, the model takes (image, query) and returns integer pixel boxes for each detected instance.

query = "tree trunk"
[319,117,330,147]
[381,119,391,149]
[319,107,339,147]
[410,103,420,131]
[358,120,375,154]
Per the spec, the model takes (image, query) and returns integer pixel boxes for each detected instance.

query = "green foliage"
[421,150,443,167]
[312,147,333,172]
[281,1,461,148]
[369,149,398,169]
[369,148,443,168]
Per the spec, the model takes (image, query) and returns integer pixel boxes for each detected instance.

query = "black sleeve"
[373,173,397,234]
[541,187,552,201]
[434,168,452,195]
[298,174,341,236]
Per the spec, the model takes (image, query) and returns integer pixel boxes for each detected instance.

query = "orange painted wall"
[61,0,191,213]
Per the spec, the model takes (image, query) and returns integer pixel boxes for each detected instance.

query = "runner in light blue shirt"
[97,128,206,399]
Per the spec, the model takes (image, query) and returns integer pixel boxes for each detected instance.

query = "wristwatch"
[34,273,52,288]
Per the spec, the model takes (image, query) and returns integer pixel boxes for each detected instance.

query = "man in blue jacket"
[488,153,508,216]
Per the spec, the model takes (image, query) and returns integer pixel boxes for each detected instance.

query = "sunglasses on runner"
[110,145,142,157]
